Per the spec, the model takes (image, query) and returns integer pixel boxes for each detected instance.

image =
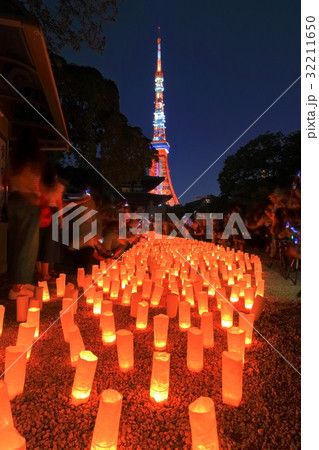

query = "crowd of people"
[1,129,301,300]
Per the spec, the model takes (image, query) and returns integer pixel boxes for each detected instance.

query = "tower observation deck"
[149,31,179,206]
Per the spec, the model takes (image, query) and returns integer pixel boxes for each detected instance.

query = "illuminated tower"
[149,31,179,205]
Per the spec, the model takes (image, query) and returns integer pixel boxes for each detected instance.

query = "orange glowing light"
[189,396,219,450]
[116,330,134,372]
[69,325,85,367]
[16,323,36,359]
[185,284,195,306]
[197,291,208,315]
[187,327,204,372]
[110,280,120,300]
[4,346,27,400]
[130,292,141,317]
[227,327,245,362]
[85,286,95,305]
[0,427,26,449]
[101,312,116,345]
[230,285,239,303]
[141,279,153,300]
[216,287,226,310]
[91,389,123,450]
[136,301,149,330]
[93,291,103,315]
[200,312,214,349]
[26,307,40,338]
[38,281,50,302]
[56,276,65,297]
[59,309,74,343]
[256,279,264,297]
[153,314,169,349]
[16,295,29,323]
[0,380,14,429]
[239,313,255,345]
[77,268,85,287]
[103,276,111,294]
[151,285,164,306]
[166,293,179,318]
[244,287,254,310]
[179,301,191,330]
[222,351,243,407]
[71,350,98,405]
[220,300,233,328]
[121,284,132,305]
[150,352,170,403]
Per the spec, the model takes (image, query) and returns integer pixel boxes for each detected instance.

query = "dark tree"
[22,0,121,54]
[217,131,300,211]
[51,57,156,190]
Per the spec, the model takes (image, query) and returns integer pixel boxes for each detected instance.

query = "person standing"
[7,129,43,299]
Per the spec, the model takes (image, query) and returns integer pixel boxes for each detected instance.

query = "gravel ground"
[0,247,301,450]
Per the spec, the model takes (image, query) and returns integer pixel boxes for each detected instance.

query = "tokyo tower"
[149,30,179,206]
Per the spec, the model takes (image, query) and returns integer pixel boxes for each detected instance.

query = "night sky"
[62,0,301,204]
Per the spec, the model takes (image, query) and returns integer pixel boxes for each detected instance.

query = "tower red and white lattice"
[149,31,179,206]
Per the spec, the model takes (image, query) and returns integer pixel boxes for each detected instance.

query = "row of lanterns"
[0,238,265,449]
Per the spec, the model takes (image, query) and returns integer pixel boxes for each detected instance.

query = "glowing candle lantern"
[91,389,122,450]
[187,327,204,372]
[239,313,255,345]
[82,275,92,293]
[130,276,138,293]
[4,346,27,400]
[150,352,170,403]
[16,323,36,359]
[136,301,149,330]
[227,272,235,286]
[34,286,43,310]
[141,279,153,300]
[179,301,191,330]
[121,284,132,305]
[0,428,26,450]
[197,291,208,315]
[216,287,226,310]
[227,327,245,362]
[256,279,264,297]
[96,273,103,289]
[110,280,120,300]
[85,287,95,305]
[101,311,116,345]
[26,307,40,338]
[0,380,14,430]
[0,305,4,337]
[255,270,262,283]
[185,284,195,306]
[220,300,233,328]
[38,281,50,302]
[99,260,107,274]
[150,285,164,307]
[62,298,74,317]
[102,276,111,294]
[189,396,219,450]
[56,276,65,297]
[243,273,251,287]
[154,314,169,349]
[238,279,246,297]
[244,287,255,310]
[222,351,243,406]
[230,285,239,303]
[220,265,228,282]
[130,292,141,317]
[116,330,134,372]
[166,293,179,318]
[251,295,265,321]
[101,300,112,315]
[93,291,103,315]
[65,283,74,298]
[208,279,216,297]
[77,268,85,287]
[69,325,85,367]
[16,296,29,323]
[59,309,74,343]
[92,265,99,280]
[71,350,98,405]
[201,312,214,349]
[121,273,128,289]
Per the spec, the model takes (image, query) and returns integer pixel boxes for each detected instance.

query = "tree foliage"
[51,57,156,190]
[22,0,121,54]
[217,131,301,211]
